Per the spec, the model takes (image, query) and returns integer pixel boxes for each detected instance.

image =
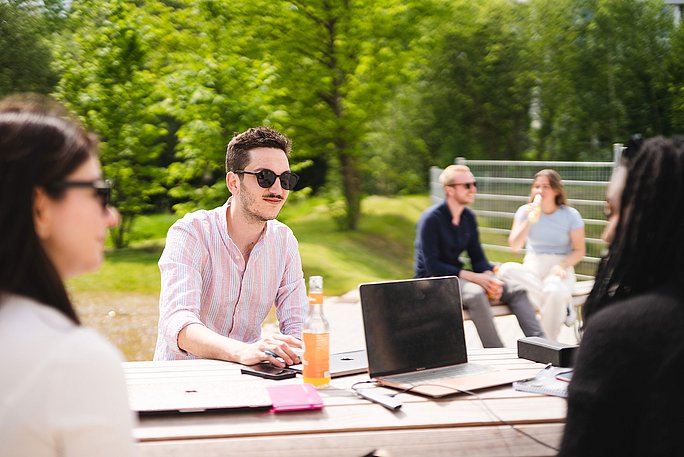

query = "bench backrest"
[430,148,622,280]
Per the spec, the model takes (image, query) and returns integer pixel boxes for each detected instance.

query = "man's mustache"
[263,194,284,200]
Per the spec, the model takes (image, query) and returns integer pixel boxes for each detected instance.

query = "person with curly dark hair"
[559,135,684,456]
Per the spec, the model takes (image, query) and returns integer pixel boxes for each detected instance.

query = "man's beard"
[238,184,284,224]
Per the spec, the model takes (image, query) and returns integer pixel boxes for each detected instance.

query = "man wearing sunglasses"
[154,127,307,367]
[414,165,543,347]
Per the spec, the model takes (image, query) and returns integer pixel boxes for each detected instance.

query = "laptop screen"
[359,276,468,378]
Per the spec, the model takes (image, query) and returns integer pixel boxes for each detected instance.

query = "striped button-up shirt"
[153,199,307,360]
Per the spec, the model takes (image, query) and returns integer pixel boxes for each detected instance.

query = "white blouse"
[0,294,137,457]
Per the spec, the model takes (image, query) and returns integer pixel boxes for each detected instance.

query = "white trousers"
[498,253,575,340]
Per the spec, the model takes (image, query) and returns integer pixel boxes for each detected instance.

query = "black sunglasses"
[235,169,299,190]
[447,181,477,190]
[46,179,112,209]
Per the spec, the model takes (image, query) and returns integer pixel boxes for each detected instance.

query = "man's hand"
[459,270,504,302]
[236,334,303,367]
[478,272,504,302]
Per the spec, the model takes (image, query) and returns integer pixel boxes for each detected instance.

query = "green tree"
[53,2,166,248]
[151,2,283,215]
[421,0,535,162]
[530,0,675,159]
[369,0,536,192]
[216,0,425,229]
[0,1,56,96]
[666,13,684,134]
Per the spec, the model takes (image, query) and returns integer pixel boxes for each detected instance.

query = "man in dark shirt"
[414,165,543,347]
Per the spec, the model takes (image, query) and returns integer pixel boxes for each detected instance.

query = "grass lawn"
[67,194,431,360]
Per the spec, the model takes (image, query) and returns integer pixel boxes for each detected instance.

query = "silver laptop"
[127,380,272,415]
[359,276,529,398]
[288,349,368,378]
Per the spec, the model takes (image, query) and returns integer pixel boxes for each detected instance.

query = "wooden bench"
[463,279,594,319]
[461,274,593,343]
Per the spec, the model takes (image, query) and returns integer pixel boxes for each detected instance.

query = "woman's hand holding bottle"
[527,194,542,224]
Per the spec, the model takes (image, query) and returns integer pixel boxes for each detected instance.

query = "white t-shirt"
[0,294,137,457]
[515,205,584,255]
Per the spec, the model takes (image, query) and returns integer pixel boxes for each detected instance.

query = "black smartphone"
[240,364,297,380]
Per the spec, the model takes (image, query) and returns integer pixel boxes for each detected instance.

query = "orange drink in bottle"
[302,276,330,387]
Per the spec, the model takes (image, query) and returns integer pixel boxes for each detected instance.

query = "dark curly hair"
[582,135,684,325]
[225,126,292,173]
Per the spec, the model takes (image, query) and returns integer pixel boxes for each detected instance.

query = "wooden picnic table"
[124,348,566,457]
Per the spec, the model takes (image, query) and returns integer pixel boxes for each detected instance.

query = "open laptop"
[359,276,530,398]
[127,380,272,415]
[288,349,368,378]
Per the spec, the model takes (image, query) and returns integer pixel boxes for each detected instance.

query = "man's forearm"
[458,269,480,284]
[178,323,248,362]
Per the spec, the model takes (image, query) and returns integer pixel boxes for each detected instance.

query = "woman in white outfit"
[0,94,136,457]
[498,169,586,340]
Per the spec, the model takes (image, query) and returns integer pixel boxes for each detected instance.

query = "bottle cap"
[309,276,323,290]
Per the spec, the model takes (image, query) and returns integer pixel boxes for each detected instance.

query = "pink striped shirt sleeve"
[153,200,307,361]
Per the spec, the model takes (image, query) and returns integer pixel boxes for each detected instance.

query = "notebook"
[267,383,324,412]
[288,349,368,378]
[127,380,272,415]
[359,276,531,398]
[513,366,572,398]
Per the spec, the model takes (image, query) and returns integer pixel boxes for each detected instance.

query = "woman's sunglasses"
[46,179,112,209]
[235,169,300,190]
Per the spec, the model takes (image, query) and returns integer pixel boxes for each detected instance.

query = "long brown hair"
[530,169,567,206]
[0,94,99,324]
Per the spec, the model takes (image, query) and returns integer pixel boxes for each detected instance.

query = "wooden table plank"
[138,424,563,457]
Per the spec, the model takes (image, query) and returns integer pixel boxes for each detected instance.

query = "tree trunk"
[339,150,361,230]
[112,213,134,249]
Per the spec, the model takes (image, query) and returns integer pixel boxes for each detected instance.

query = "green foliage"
[68,244,165,295]
[5,0,683,241]
[667,21,684,133]
[426,0,535,161]
[0,1,56,96]
[215,0,429,229]
[368,0,536,192]
[70,212,178,293]
[530,0,676,159]
[53,2,168,247]
[370,0,684,186]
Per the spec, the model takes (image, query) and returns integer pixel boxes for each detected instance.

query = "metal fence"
[430,145,623,280]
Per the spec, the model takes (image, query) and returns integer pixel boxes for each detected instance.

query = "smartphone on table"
[240,363,297,380]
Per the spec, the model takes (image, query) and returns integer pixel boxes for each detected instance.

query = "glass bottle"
[302,276,330,388]
[528,194,542,224]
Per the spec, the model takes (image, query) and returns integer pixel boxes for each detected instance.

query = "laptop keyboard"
[387,363,493,386]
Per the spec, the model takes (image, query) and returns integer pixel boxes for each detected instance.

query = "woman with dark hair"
[0,94,136,456]
[498,169,586,340]
[558,136,684,456]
